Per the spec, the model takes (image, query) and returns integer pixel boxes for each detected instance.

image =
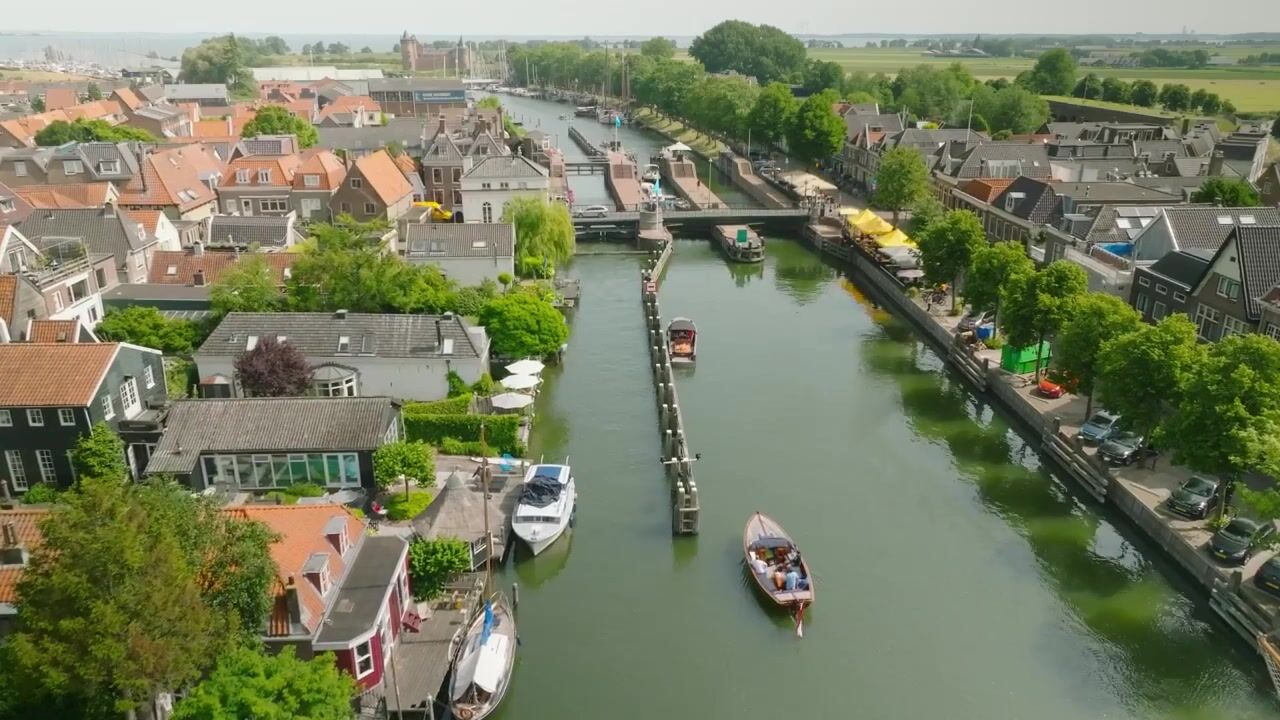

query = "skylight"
[1240,215,1257,225]
[471,241,487,249]
[337,335,351,352]
[246,335,258,351]
[1217,216,1232,225]
[166,265,177,275]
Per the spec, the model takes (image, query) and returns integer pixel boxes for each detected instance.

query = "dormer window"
[165,265,177,276]
[236,169,249,184]
[337,335,350,352]
[304,174,320,187]
[98,159,119,174]
[303,552,332,595]
[0,198,13,213]
[63,160,82,175]
[258,169,272,183]
[324,516,349,555]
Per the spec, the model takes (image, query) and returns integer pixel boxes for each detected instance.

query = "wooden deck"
[381,573,485,718]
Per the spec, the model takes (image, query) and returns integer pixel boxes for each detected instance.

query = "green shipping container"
[1000,342,1052,374]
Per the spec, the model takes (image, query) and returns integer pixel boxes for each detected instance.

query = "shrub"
[284,482,326,498]
[407,536,471,600]
[471,373,495,396]
[984,335,1007,350]
[385,491,434,522]
[439,437,490,456]
[261,491,297,505]
[21,483,60,504]
[373,441,436,490]
[404,394,472,415]
[401,412,521,455]
[446,371,469,398]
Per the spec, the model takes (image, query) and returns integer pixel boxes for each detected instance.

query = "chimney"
[284,576,303,627]
[192,239,204,256]
[0,319,10,344]
[226,115,233,136]
[435,317,443,348]
[1181,117,1191,137]
[1,521,15,547]
[192,269,205,286]
[103,200,116,218]
[334,308,348,319]
[1208,150,1224,177]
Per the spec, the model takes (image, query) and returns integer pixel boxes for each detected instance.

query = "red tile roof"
[13,182,115,209]
[118,145,220,211]
[0,275,16,328]
[223,504,365,636]
[0,343,120,406]
[112,87,144,112]
[122,209,164,236]
[27,320,80,343]
[0,509,49,604]
[220,155,303,189]
[960,178,1016,204]
[148,250,298,286]
[43,88,78,111]
[293,149,346,191]
[354,150,413,206]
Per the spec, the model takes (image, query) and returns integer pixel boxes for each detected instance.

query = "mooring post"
[512,582,519,611]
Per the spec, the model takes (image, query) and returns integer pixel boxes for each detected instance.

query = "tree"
[94,305,200,354]
[173,646,353,720]
[260,36,290,55]
[29,96,45,112]
[181,35,252,95]
[210,255,281,314]
[85,82,102,101]
[873,146,929,226]
[640,36,677,60]
[1130,80,1159,107]
[373,440,436,496]
[233,336,313,397]
[1023,48,1077,95]
[1191,177,1260,207]
[478,292,569,358]
[1158,83,1192,111]
[1072,72,1103,100]
[407,537,471,601]
[476,95,502,110]
[241,105,318,148]
[783,89,844,164]
[964,241,1034,333]
[971,84,1049,135]
[687,20,807,84]
[501,196,575,268]
[746,81,798,146]
[1190,88,1210,111]
[1100,77,1130,104]
[999,261,1088,381]
[892,63,975,121]
[1096,314,1202,452]
[908,194,945,236]
[1052,294,1142,416]
[326,42,349,56]
[915,209,986,310]
[360,46,373,54]
[1160,334,1280,517]
[34,118,157,145]
[2,478,275,717]
[802,59,845,95]
[70,423,127,481]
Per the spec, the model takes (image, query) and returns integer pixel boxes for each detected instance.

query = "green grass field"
[805,47,1280,112]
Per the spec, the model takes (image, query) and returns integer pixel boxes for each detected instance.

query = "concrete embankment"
[659,153,723,210]
[605,152,645,211]
[801,228,1280,653]
[717,153,794,209]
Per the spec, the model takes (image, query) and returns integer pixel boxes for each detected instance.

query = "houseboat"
[668,318,697,364]
[714,225,765,263]
[574,105,597,117]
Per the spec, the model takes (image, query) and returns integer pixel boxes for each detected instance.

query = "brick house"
[330,150,413,223]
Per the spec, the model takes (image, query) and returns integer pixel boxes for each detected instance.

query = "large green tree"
[241,105,318,148]
[892,63,976,121]
[373,440,436,495]
[639,36,677,60]
[94,305,201,354]
[172,646,353,720]
[970,84,1049,135]
[1100,77,1130,104]
[1191,177,1261,207]
[478,291,569,358]
[1096,314,1202,456]
[1052,294,1142,416]
[802,59,845,95]
[964,241,1034,327]
[1158,83,1192,111]
[1022,48,1077,95]
[34,118,157,146]
[70,423,128,481]
[784,90,845,165]
[1129,80,1159,107]
[873,146,929,226]
[180,35,252,95]
[746,81,798,147]
[1,478,276,718]
[915,209,986,310]
[998,261,1088,381]
[684,75,758,141]
[210,255,283,314]
[501,196,575,269]
[687,20,807,84]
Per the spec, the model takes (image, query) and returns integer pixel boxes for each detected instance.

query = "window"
[354,640,375,678]
[364,202,377,215]
[257,169,272,183]
[1152,301,1167,320]
[13,161,27,177]
[0,198,13,213]
[0,410,9,427]
[95,267,107,288]
[289,454,309,483]
[26,409,43,427]
[58,409,75,426]
[481,202,493,223]
[1135,293,1149,313]
[1137,277,1150,287]
[1266,323,1280,340]
[340,202,351,213]
[98,159,119,174]
[4,451,26,492]
[304,174,320,187]
[452,168,461,183]
[1217,276,1241,301]
[499,182,509,189]
[1195,305,1221,341]
[101,393,115,420]
[259,199,287,212]
[432,190,445,204]
[36,450,55,483]
[350,176,363,189]
[315,375,358,397]
[1173,291,1187,303]
[337,336,351,353]
[432,168,443,184]
[62,160,82,175]
[143,366,156,389]
[235,169,249,184]
[1155,283,1167,295]
[453,190,463,205]
[120,379,139,416]
[53,291,63,312]
[481,182,491,190]
[1222,315,1249,338]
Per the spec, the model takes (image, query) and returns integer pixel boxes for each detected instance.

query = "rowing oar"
[795,602,806,639]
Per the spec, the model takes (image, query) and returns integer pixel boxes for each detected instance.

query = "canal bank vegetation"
[408,537,472,601]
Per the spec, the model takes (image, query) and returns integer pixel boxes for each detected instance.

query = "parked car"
[1077,411,1121,444]
[1166,475,1221,520]
[573,205,610,218]
[1208,518,1274,565]
[1253,556,1280,598]
[1098,432,1146,465]
[1036,378,1065,399]
[957,309,993,332]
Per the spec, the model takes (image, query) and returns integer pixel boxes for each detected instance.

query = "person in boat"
[784,567,800,591]
[750,553,768,576]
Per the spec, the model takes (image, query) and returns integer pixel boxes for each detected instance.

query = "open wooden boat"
[668,317,697,364]
[743,512,814,612]
[450,594,517,720]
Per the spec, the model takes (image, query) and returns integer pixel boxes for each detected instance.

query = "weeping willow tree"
[501,197,576,275]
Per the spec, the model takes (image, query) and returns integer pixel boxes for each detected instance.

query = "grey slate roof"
[463,155,547,180]
[404,222,515,258]
[844,112,903,141]
[198,312,484,359]
[208,214,294,248]
[16,207,151,269]
[1049,182,1180,204]
[162,84,229,102]
[1164,207,1280,252]
[368,78,464,93]
[1144,249,1212,290]
[467,132,507,158]
[953,143,1051,179]
[994,176,1055,222]
[422,129,464,163]
[1231,225,1280,320]
[137,85,167,103]
[313,536,408,644]
[882,128,981,152]
[147,397,400,474]
[316,119,430,154]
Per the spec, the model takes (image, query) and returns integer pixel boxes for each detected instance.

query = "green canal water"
[487,93,1275,719]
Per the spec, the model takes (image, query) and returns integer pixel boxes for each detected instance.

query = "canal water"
[490,94,1277,720]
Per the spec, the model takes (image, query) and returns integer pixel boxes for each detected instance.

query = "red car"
[1037,378,1065,399]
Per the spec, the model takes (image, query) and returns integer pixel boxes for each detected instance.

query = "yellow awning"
[837,206,863,216]
[873,229,915,248]
[850,210,894,236]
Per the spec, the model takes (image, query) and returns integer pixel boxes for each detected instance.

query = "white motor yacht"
[511,464,575,556]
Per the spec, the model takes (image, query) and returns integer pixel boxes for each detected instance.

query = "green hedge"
[402,412,521,455]
[439,437,490,456]
[403,394,472,416]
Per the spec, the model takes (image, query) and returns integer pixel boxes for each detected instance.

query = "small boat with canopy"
[743,512,814,636]
[667,318,697,364]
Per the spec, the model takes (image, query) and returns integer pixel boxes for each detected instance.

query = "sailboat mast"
[480,423,492,597]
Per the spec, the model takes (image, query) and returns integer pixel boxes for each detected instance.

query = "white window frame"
[354,640,375,678]
[1152,301,1167,320]
[5,450,27,492]
[481,202,493,223]
[304,174,320,187]
[1266,323,1280,340]
[432,168,443,184]
[0,410,10,427]
[236,169,249,184]
[1137,276,1150,287]
[1135,293,1148,313]
[1217,276,1241,301]
[120,378,140,417]
[58,408,75,427]
[1195,305,1221,341]
[13,161,27,177]
[101,393,115,420]
[350,176,363,189]
[143,366,156,389]
[363,202,377,215]
[1173,291,1187,303]
[63,160,82,175]
[35,449,55,483]
[257,169,272,183]
[314,375,358,397]
[26,409,43,427]
[1155,283,1167,295]
[1221,315,1249,338]
[259,199,287,212]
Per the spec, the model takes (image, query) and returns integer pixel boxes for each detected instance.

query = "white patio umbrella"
[505,359,546,375]
[490,392,535,410]
[500,374,542,391]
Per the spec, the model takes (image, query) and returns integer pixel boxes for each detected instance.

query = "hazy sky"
[8,0,1278,36]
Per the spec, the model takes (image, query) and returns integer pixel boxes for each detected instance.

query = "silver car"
[573,205,610,218]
